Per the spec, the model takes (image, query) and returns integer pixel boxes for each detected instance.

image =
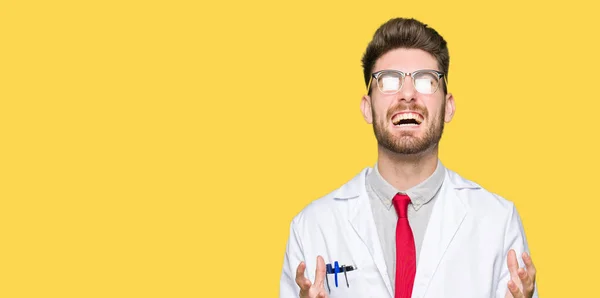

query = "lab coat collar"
[412,168,480,297]
[338,168,395,296]
[332,167,369,200]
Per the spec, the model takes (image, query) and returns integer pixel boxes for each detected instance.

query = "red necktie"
[392,193,416,298]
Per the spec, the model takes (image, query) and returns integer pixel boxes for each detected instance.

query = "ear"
[361,95,373,124]
[444,93,455,123]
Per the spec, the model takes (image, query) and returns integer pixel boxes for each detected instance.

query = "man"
[280,18,538,298]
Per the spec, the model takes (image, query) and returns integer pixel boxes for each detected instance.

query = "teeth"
[392,112,424,125]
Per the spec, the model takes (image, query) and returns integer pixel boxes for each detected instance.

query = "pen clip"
[334,261,339,288]
[325,263,332,293]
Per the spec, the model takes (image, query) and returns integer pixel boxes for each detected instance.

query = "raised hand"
[505,249,537,298]
[295,256,329,298]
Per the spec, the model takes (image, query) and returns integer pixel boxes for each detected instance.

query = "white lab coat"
[280,167,539,298]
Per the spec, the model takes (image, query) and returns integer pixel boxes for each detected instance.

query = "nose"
[398,75,417,102]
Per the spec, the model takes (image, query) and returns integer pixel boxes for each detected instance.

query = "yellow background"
[1,0,598,297]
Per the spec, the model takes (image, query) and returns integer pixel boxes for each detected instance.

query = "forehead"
[373,48,439,73]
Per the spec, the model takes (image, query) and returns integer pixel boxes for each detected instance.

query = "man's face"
[361,48,455,155]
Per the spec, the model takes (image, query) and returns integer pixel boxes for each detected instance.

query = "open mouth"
[392,112,424,127]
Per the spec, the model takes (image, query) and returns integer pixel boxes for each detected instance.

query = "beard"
[372,101,446,155]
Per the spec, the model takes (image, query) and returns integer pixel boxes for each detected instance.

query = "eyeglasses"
[367,69,447,95]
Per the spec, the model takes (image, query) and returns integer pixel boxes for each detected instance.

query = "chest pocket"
[325,265,361,298]
[325,262,386,298]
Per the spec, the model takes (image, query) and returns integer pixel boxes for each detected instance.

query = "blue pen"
[334,261,340,287]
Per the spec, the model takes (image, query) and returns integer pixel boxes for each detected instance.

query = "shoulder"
[291,167,371,226]
[444,167,515,215]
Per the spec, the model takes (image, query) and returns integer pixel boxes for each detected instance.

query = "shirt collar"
[366,160,446,211]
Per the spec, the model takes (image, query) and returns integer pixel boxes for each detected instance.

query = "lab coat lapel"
[336,169,394,298]
[412,170,469,297]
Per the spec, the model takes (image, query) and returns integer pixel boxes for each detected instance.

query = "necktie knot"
[392,193,411,218]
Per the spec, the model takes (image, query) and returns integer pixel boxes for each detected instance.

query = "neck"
[377,144,439,191]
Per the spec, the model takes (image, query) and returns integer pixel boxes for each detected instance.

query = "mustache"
[386,103,428,119]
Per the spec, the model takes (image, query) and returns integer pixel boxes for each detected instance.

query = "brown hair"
[361,18,449,94]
